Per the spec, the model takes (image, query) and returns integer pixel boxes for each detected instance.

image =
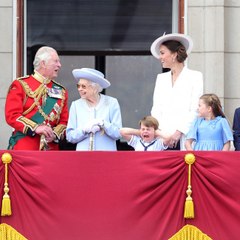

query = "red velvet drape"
[0,151,240,240]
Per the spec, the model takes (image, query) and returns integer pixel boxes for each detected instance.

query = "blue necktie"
[140,140,157,151]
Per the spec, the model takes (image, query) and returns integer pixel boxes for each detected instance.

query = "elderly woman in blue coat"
[66,68,122,150]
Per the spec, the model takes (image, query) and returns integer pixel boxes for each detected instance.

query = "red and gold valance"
[0,151,239,239]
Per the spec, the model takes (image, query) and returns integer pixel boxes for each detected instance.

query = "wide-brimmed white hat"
[72,68,111,88]
[150,33,193,59]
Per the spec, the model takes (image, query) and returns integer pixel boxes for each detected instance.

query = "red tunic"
[5,74,69,150]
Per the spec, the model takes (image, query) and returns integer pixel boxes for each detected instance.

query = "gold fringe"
[0,223,27,240]
[169,224,212,240]
[1,153,12,216]
[184,153,195,219]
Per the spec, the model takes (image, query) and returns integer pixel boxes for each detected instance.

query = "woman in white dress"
[150,33,203,150]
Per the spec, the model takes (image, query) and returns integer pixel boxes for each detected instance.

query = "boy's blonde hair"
[139,116,159,130]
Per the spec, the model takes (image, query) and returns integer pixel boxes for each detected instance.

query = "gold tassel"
[184,153,195,219]
[1,153,12,216]
[1,189,11,216]
[184,195,194,218]
[0,223,27,240]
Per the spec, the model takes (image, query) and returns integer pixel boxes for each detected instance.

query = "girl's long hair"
[200,93,226,118]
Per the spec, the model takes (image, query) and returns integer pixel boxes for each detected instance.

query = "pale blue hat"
[72,68,111,89]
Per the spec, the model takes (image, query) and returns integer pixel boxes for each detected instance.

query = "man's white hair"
[33,46,57,70]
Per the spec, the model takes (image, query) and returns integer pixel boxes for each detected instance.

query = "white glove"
[83,120,102,133]
[92,119,104,127]
[90,125,100,134]
[83,122,94,133]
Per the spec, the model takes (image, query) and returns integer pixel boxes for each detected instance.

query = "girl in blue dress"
[185,93,233,150]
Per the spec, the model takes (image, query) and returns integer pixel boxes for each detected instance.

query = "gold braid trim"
[18,79,47,116]
[18,79,65,124]
[17,116,38,134]
[18,79,46,99]
[53,124,67,139]
[56,88,65,123]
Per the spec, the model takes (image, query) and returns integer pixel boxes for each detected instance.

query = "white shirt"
[128,135,167,151]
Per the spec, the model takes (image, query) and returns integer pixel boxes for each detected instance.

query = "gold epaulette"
[18,79,45,98]
[16,75,30,81]
[52,80,66,90]
[7,76,30,95]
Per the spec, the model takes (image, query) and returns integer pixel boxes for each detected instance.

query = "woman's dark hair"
[162,40,188,63]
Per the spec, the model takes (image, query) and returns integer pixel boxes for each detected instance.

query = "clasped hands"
[83,119,104,134]
[35,124,56,143]
[167,130,182,148]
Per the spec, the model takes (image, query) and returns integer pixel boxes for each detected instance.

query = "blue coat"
[66,94,122,150]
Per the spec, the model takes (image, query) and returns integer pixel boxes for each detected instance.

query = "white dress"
[151,66,203,149]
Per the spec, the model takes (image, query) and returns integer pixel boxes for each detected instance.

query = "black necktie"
[140,140,157,151]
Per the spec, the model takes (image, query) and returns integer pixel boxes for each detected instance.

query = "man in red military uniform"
[5,46,69,150]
